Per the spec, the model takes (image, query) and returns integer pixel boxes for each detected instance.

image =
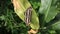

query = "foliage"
[0,0,60,34]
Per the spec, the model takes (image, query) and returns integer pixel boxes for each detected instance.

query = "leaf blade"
[39,0,59,23]
[52,20,60,30]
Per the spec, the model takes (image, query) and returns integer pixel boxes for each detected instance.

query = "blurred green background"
[0,0,60,34]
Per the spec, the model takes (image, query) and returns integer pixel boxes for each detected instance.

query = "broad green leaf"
[52,20,60,30]
[12,0,39,30]
[39,0,59,23]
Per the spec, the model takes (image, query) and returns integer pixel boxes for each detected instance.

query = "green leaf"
[29,0,40,9]
[48,30,56,34]
[39,0,59,23]
[52,20,60,30]
[12,0,39,30]
[0,15,5,20]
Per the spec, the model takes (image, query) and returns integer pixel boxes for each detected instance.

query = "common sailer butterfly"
[24,7,32,26]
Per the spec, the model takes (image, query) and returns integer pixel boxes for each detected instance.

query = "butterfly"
[24,7,32,26]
